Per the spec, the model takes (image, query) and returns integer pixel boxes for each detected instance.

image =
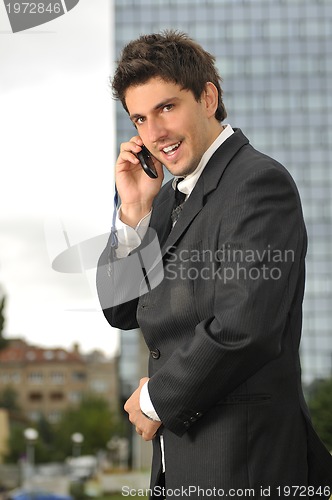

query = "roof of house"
[0,340,84,364]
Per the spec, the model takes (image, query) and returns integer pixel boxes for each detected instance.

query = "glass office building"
[114,0,332,386]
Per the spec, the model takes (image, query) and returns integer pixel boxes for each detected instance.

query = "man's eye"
[163,104,173,112]
[136,117,145,125]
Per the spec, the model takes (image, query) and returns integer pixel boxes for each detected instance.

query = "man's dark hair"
[112,30,227,122]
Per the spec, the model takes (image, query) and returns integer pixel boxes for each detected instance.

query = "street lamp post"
[71,432,84,457]
[24,427,38,467]
[23,427,39,490]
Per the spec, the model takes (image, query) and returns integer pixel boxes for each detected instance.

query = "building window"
[68,391,82,404]
[0,373,21,384]
[11,372,21,383]
[57,351,67,360]
[29,411,42,422]
[50,372,65,384]
[48,411,62,423]
[44,350,54,360]
[0,373,10,384]
[90,380,108,393]
[28,372,43,384]
[72,371,86,382]
[29,392,43,402]
[49,392,64,401]
[26,351,36,361]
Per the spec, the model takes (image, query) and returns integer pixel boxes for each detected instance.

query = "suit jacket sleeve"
[96,237,140,331]
[147,163,307,436]
[96,219,164,330]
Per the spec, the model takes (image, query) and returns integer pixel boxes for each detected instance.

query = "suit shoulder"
[226,143,301,196]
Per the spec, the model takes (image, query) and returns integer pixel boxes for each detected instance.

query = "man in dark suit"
[97,31,332,498]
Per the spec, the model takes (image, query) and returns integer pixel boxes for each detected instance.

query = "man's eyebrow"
[154,96,179,110]
[129,113,143,122]
[129,96,179,121]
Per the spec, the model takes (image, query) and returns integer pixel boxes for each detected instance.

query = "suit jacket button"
[150,348,160,359]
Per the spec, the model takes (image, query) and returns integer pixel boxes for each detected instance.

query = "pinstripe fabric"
[97,129,332,498]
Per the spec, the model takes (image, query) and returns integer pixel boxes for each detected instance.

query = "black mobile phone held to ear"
[137,145,158,179]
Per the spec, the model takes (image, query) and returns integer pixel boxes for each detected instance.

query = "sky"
[0,0,120,356]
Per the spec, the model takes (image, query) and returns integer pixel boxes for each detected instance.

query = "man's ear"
[202,82,219,118]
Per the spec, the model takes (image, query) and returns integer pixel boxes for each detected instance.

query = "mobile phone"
[137,145,158,179]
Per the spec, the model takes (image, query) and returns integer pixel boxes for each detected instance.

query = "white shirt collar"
[172,124,234,197]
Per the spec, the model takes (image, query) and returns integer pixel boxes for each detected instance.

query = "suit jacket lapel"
[150,184,174,249]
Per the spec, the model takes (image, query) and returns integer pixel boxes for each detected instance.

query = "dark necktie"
[171,178,186,227]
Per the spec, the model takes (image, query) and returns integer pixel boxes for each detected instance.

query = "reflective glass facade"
[114,0,332,385]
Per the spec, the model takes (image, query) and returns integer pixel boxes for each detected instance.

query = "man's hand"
[116,136,163,228]
[124,377,162,441]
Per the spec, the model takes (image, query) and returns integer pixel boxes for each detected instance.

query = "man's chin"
[165,164,196,178]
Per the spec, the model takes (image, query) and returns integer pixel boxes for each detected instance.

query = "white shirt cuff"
[140,381,161,422]
[115,207,152,258]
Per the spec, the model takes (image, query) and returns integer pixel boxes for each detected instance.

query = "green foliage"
[4,395,124,464]
[4,422,26,463]
[0,295,8,350]
[69,481,87,500]
[0,386,20,411]
[35,415,58,462]
[53,394,123,460]
[308,377,332,451]
[4,414,56,463]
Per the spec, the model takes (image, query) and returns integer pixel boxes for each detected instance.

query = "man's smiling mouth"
[162,141,182,156]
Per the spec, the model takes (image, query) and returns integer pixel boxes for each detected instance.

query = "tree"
[4,422,26,463]
[308,377,332,451]
[4,394,124,463]
[35,415,58,463]
[0,386,20,411]
[0,294,8,350]
[53,394,124,461]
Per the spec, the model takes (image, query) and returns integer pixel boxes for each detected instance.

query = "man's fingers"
[135,424,157,441]
[141,431,157,442]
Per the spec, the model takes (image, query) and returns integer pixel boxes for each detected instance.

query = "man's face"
[125,77,220,177]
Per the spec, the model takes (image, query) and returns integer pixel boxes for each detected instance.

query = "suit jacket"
[97,129,332,499]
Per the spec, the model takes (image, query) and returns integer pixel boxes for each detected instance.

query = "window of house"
[28,372,43,384]
[29,392,43,402]
[48,411,62,423]
[49,392,64,401]
[72,371,86,382]
[50,372,65,384]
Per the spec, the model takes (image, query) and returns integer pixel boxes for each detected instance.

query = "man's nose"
[146,118,167,144]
